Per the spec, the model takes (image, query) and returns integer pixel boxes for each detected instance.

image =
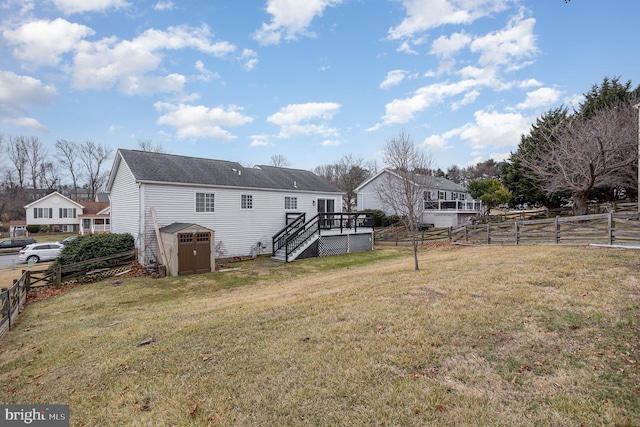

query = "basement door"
[178,232,211,275]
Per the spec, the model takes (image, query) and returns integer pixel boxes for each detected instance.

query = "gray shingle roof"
[412,174,468,193]
[117,149,343,193]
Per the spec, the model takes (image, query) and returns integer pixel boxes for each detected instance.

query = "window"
[438,191,446,200]
[284,196,297,210]
[195,192,215,213]
[33,208,52,218]
[452,192,459,200]
[59,208,77,218]
[241,194,253,209]
[459,193,466,200]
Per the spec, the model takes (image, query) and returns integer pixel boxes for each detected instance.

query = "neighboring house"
[24,191,110,234]
[106,149,373,268]
[355,169,482,228]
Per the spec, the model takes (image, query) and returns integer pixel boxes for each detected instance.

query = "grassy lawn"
[0,244,638,426]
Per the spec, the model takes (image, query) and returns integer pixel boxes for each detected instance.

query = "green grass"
[0,245,638,426]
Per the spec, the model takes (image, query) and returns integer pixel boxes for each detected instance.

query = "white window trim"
[284,196,298,210]
[241,194,253,209]
[195,191,215,213]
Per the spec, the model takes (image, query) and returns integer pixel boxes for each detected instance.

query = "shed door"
[178,232,211,275]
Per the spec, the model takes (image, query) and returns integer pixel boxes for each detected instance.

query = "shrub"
[51,233,135,270]
[26,225,40,233]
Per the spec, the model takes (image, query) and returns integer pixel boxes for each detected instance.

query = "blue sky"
[0,0,638,176]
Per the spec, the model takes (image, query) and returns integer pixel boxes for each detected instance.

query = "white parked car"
[18,243,64,263]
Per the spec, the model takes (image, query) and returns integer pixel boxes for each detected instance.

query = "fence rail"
[0,270,45,340]
[451,212,640,246]
[375,212,640,247]
[0,250,137,342]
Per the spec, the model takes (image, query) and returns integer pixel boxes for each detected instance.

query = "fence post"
[554,216,560,244]
[608,211,614,245]
[515,221,519,245]
[486,223,491,245]
[56,266,62,288]
[2,287,8,325]
[464,225,468,243]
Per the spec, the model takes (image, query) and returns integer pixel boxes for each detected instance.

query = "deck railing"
[273,212,374,262]
[424,200,483,211]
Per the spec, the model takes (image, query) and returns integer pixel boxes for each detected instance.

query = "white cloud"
[153,1,175,11]
[516,87,561,110]
[249,135,272,147]
[239,49,258,71]
[459,109,532,149]
[194,60,220,82]
[50,0,130,15]
[1,116,49,132]
[451,89,480,110]
[321,139,341,146]
[268,102,340,138]
[380,70,406,89]
[397,41,418,55]
[154,102,253,140]
[518,78,542,88]
[430,32,471,58]
[564,93,584,109]
[388,0,510,40]
[253,0,343,46]
[470,13,537,68]
[0,71,56,132]
[71,25,236,94]
[369,79,482,130]
[3,18,94,68]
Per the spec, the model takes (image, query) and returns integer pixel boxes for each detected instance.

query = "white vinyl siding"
[141,184,338,260]
[109,159,140,238]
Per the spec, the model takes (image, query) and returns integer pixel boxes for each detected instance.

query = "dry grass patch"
[0,244,638,426]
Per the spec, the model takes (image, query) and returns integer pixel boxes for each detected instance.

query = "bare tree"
[522,101,638,215]
[374,131,432,270]
[79,141,113,200]
[38,161,59,192]
[314,155,373,211]
[55,139,81,201]
[269,154,291,168]
[137,139,167,153]
[7,136,29,195]
[24,136,47,198]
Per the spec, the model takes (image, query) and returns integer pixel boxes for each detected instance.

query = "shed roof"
[159,222,214,234]
[112,149,343,193]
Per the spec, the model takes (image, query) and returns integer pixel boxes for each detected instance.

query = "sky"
[0,0,638,177]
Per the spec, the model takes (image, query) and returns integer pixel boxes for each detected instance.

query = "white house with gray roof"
[107,149,373,268]
[356,169,482,228]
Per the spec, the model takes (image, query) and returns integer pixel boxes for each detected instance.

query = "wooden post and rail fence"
[0,250,136,342]
[376,212,640,247]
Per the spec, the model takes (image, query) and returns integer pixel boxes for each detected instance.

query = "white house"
[355,169,482,228]
[24,191,110,234]
[106,149,373,267]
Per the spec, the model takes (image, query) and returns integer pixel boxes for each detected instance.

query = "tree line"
[0,137,114,223]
